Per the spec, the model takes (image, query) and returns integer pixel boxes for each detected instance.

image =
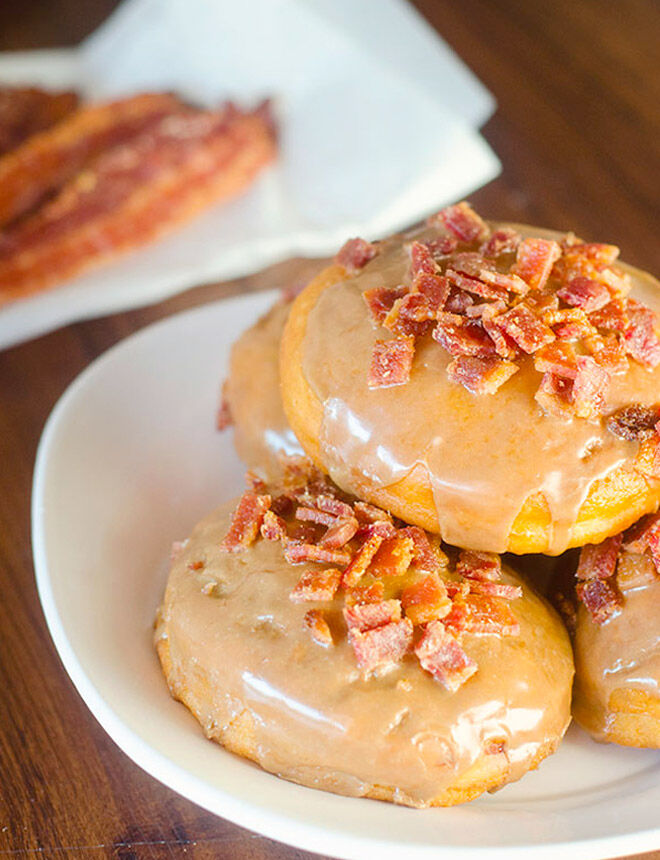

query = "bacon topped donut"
[155,466,573,807]
[280,203,660,554]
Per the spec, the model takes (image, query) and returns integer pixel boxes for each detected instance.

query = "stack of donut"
[156,202,660,807]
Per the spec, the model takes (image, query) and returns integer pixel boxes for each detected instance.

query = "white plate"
[32,292,660,860]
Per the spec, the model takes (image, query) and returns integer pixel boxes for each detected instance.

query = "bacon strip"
[456,549,501,582]
[557,277,611,312]
[349,618,413,672]
[447,355,519,395]
[462,594,520,636]
[363,285,407,325]
[494,303,555,353]
[576,577,622,625]
[343,599,402,632]
[622,300,660,368]
[367,534,414,578]
[290,568,342,602]
[401,575,451,625]
[284,542,351,566]
[433,202,489,243]
[414,621,477,692]
[513,237,561,290]
[220,492,271,552]
[576,535,622,580]
[336,237,377,272]
[433,312,496,357]
[367,336,415,388]
[0,86,79,157]
[303,610,333,646]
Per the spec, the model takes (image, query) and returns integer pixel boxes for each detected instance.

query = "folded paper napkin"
[0,0,499,348]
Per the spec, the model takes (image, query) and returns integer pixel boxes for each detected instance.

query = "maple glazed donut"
[571,512,660,747]
[280,202,660,555]
[155,471,574,807]
[220,296,303,478]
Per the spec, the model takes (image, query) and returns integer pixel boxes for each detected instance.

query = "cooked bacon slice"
[411,272,450,312]
[576,535,622,581]
[576,577,622,624]
[480,309,519,360]
[260,509,288,541]
[319,516,359,549]
[0,92,181,229]
[0,86,79,157]
[567,242,620,266]
[345,580,385,605]
[303,610,333,646]
[534,371,574,416]
[367,534,415,578]
[494,303,555,353]
[336,237,377,272]
[607,404,660,441]
[513,237,561,290]
[533,341,578,379]
[450,251,493,277]
[220,492,271,551]
[572,356,610,419]
[557,276,611,312]
[479,227,520,258]
[425,234,458,256]
[296,506,337,527]
[586,333,629,374]
[0,103,276,304]
[433,312,497,357]
[589,299,628,332]
[344,599,402,631]
[349,618,413,672]
[442,598,469,634]
[363,285,407,325]
[367,336,415,388]
[383,292,435,337]
[399,526,446,572]
[290,568,342,602]
[401,575,451,625]
[284,541,351,566]
[447,355,518,395]
[622,300,660,368]
[432,201,489,243]
[356,520,398,541]
[456,549,501,582]
[463,593,520,636]
[414,620,477,691]
[467,581,522,600]
[408,240,437,276]
[623,513,660,569]
[478,268,529,296]
[306,494,353,518]
[446,269,508,302]
[353,501,392,525]
[543,307,596,341]
[342,534,384,587]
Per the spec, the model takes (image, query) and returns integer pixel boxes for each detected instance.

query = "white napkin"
[0,0,499,348]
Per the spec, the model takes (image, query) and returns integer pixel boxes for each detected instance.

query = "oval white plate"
[32,292,660,860]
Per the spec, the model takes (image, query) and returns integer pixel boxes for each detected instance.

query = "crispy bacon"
[353,501,392,525]
[607,404,660,441]
[343,599,402,631]
[623,513,660,569]
[426,234,458,256]
[367,534,415,578]
[534,370,574,416]
[284,541,351,566]
[442,598,469,634]
[342,534,384,587]
[357,520,398,541]
[336,237,377,272]
[513,237,561,290]
[349,618,413,672]
[494,303,555,353]
[456,549,501,582]
[478,268,529,296]
[433,201,489,243]
[622,300,660,368]
[319,516,359,549]
[557,276,611,312]
[479,227,520,258]
[467,581,522,600]
[411,272,450,312]
[414,620,477,691]
[433,312,496,357]
[303,610,333,646]
[367,336,415,388]
[399,526,445,572]
[0,86,79,157]
[481,310,519,360]
[447,355,518,394]
[576,535,622,581]
[589,299,628,332]
[401,575,451,625]
[576,577,622,624]
[446,269,508,302]
[383,292,435,337]
[260,509,288,541]
[587,333,629,374]
[451,252,492,277]
[344,580,385,605]
[220,492,271,551]
[0,102,276,305]
[290,568,342,602]
[533,341,577,379]
[568,242,620,266]
[463,593,520,635]
[544,307,596,341]
[409,240,437,276]
[296,506,337,527]
[572,356,610,419]
[363,285,407,325]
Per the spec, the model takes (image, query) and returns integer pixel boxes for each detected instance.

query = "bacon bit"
[586,333,629,374]
[296,506,337,527]
[572,356,610,419]
[444,287,474,314]
[576,535,622,581]
[535,371,574,417]
[188,560,204,571]
[399,526,446,572]
[261,509,288,541]
[349,618,413,672]
[409,240,437,276]
[466,299,506,319]
[357,520,398,541]
[345,580,385,605]
[589,299,629,332]
[303,610,333,647]
[368,336,415,388]
[216,383,233,430]
[170,540,188,560]
[433,201,489,243]
[451,252,492,277]
[544,307,597,341]
[568,242,620,266]
[534,341,578,379]
[401,575,451,625]
[220,492,271,552]
[319,516,359,549]
[478,268,529,296]
[456,549,501,581]
[383,292,435,337]
[414,621,477,691]
[481,311,519,360]
[433,312,496,357]
[426,234,458,256]
[447,355,519,395]
[336,237,377,272]
[607,404,660,441]
[513,238,561,291]
[344,599,402,632]
[368,535,415,578]
[599,267,632,298]
[446,269,509,302]
[284,541,351,566]
[442,598,469,634]
[411,272,450,313]
[467,581,523,600]
[623,513,660,565]
[342,534,384,587]
[494,303,555,353]
[463,594,520,635]
[577,577,622,624]
[445,581,470,600]
[479,227,520,258]
[622,300,660,368]
[353,501,392,525]
[557,277,611,312]
[310,494,354,518]
[290,568,342,603]
[363,285,407,326]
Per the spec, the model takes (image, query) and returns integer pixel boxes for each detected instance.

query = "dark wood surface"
[0,1,659,857]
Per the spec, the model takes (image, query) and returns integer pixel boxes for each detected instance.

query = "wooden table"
[1,1,658,857]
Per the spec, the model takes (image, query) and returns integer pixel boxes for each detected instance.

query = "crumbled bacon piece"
[363,285,408,326]
[442,598,469,634]
[622,300,660,368]
[494,303,555,353]
[368,534,415,578]
[557,277,611,312]
[513,238,561,290]
[353,501,392,525]
[345,580,385,605]
[445,581,470,600]
[349,618,413,672]
[451,252,492,277]
[319,516,359,549]
[409,240,437,276]
[623,513,660,569]
[284,541,351,566]
[534,371,574,416]
[220,492,271,552]
[260,510,288,541]
[344,599,402,632]
[414,621,477,691]
[433,312,497,357]
[425,234,458,256]
[342,534,384,587]
[462,594,520,636]
[411,272,450,312]
[296,506,337,527]
[576,577,622,624]
[433,201,489,243]
[446,269,508,302]
[478,268,529,296]
[467,581,522,600]
[368,336,415,388]
[586,333,629,374]
[481,310,519,360]
[303,610,333,646]
[357,520,398,541]
[576,535,622,581]
[399,526,446,572]
[544,307,596,341]
[589,299,628,332]
[309,494,353,518]
[447,355,519,395]
[456,549,501,581]
[479,227,520,258]
[383,292,435,337]
[336,237,377,272]
[534,341,577,379]
[568,243,620,266]
[401,575,451,625]
[572,356,610,419]
[290,568,342,603]
[607,404,660,441]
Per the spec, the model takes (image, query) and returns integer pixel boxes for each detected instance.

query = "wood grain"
[0,1,658,858]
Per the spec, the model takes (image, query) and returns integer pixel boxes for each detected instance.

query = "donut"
[280,203,660,555]
[155,470,573,807]
[571,512,660,747]
[222,296,303,478]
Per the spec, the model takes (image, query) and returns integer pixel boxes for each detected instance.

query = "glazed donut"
[156,472,573,807]
[222,296,303,478]
[571,513,660,747]
[280,204,660,555]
